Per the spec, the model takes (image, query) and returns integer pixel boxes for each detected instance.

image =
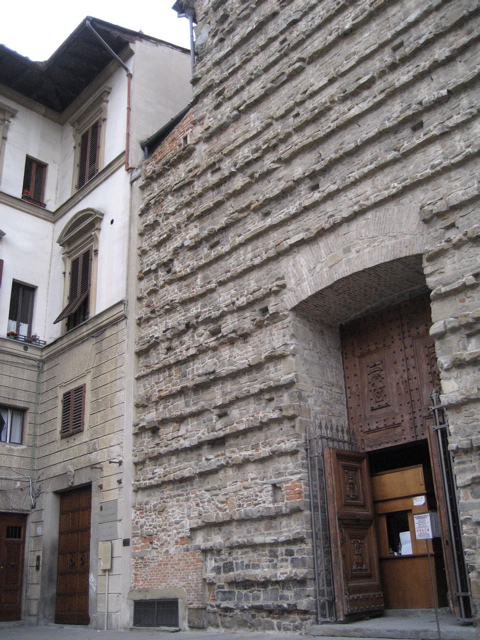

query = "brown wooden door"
[339,294,456,613]
[324,449,384,620]
[0,513,26,621]
[341,294,440,452]
[55,486,91,625]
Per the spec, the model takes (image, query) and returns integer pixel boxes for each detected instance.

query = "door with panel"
[55,485,91,625]
[0,512,26,621]
[332,294,453,613]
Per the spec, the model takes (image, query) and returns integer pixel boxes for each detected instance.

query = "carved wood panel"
[341,294,439,451]
[324,449,384,620]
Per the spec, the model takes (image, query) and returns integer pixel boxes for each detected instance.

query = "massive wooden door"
[341,295,440,451]
[324,449,384,621]
[0,512,26,621]
[55,485,91,625]
[337,294,456,614]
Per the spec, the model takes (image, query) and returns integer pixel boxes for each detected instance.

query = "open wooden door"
[324,448,384,621]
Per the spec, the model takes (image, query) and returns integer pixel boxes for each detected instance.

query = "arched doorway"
[294,258,471,621]
[334,294,448,614]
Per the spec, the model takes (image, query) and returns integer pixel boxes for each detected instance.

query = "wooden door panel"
[342,294,439,451]
[380,556,438,608]
[0,513,26,622]
[400,296,441,440]
[324,449,384,620]
[342,306,414,451]
[55,485,91,625]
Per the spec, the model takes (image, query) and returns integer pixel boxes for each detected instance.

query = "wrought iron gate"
[431,390,473,622]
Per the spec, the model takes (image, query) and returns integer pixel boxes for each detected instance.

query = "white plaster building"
[0,17,191,628]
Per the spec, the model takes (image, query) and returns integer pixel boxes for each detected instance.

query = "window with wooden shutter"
[8,282,35,337]
[77,120,100,189]
[61,385,85,438]
[70,89,109,195]
[53,248,92,329]
[22,156,47,206]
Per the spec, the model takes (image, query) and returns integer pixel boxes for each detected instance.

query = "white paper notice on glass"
[414,512,440,539]
[413,495,426,506]
[399,531,413,555]
[414,513,433,539]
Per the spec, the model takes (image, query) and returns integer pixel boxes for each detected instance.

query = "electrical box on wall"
[99,540,112,571]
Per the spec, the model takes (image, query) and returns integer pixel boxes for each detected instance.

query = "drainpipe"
[172,1,196,76]
[29,360,43,508]
[85,20,134,171]
[186,8,195,76]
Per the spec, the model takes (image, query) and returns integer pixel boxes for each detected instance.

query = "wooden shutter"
[22,157,47,204]
[53,249,92,325]
[78,121,100,188]
[8,282,35,335]
[79,249,91,297]
[61,385,86,438]
[69,254,80,302]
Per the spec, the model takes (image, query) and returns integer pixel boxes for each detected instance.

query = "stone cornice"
[0,153,126,224]
[0,300,127,362]
[54,153,126,221]
[0,191,54,221]
[42,300,127,360]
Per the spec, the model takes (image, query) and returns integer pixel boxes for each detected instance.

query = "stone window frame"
[0,102,18,188]
[0,405,25,445]
[22,155,48,207]
[70,88,110,192]
[8,280,36,337]
[54,209,103,332]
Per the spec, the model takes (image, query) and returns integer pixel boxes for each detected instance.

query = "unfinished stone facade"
[135,0,480,632]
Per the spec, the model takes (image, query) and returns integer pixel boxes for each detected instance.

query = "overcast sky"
[1,0,190,61]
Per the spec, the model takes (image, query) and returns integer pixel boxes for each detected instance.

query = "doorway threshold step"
[309,611,475,640]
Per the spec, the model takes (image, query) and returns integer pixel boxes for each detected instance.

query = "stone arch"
[57,208,104,249]
[285,205,427,318]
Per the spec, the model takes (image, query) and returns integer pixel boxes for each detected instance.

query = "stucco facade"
[135,0,480,634]
[0,19,191,629]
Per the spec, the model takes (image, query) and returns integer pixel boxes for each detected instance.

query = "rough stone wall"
[136,0,480,631]
[426,206,480,616]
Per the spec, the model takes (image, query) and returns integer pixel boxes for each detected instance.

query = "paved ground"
[0,625,308,640]
[0,612,477,640]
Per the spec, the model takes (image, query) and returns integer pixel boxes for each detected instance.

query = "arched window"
[54,209,103,331]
